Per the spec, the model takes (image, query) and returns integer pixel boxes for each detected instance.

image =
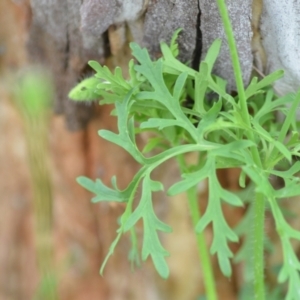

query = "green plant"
[69,1,300,299]
[14,68,58,300]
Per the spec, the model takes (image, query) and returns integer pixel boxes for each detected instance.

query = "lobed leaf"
[98,89,146,164]
[245,70,284,99]
[195,159,243,277]
[123,174,172,278]
[76,176,128,203]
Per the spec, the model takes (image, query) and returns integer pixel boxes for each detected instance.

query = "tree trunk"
[1,0,299,299]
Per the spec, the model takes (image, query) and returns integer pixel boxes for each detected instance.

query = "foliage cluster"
[69,4,300,299]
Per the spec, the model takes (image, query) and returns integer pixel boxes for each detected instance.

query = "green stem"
[215,0,261,167]
[186,186,218,300]
[215,1,265,298]
[177,155,218,300]
[253,193,266,299]
[215,0,249,123]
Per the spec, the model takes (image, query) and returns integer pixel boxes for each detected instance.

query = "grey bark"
[142,0,199,63]
[261,0,300,95]
[28,0,299,130]
[28,0,200,130]
[28,0,104,130]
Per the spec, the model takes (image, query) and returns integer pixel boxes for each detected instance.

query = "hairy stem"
[215,0,265,298]
[215,0,261,166]
[253,193,266,299]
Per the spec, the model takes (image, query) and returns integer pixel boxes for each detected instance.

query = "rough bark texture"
[28,0,198,131]
[143,0,199,62]
[1,0,300,299]
[80,0,147,37]
[261,0,300,95]
[28,0,104,130]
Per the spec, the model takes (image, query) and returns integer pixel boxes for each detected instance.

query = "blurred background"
[1,1,299,300]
